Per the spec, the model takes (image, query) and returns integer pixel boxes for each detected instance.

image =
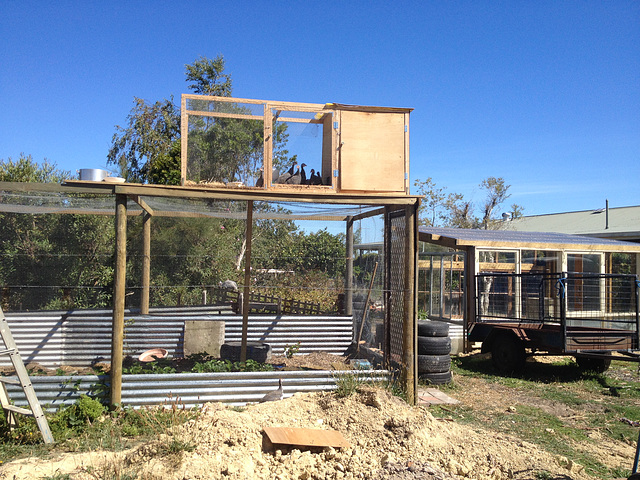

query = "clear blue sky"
[2,1,638,220]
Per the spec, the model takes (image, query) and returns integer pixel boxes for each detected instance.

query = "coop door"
[339,111,406,192]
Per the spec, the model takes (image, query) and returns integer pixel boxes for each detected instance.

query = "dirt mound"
[0,387,594,480]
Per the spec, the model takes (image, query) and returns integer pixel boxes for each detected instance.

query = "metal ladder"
[0,307,54,443]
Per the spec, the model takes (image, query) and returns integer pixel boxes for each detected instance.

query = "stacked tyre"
[417,321,452,384]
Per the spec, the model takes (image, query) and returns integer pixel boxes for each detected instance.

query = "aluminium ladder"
[0,307,54,443]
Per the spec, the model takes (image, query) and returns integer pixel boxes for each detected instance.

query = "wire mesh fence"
[476,272,639,331]
[0,183,422,391]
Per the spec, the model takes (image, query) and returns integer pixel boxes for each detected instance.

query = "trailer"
[469,272,640,372]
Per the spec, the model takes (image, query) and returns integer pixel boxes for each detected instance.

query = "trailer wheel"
[491,332,526,373]
[575,356,611,373]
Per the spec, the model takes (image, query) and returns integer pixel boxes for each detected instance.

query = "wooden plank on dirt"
[264,426,350,448]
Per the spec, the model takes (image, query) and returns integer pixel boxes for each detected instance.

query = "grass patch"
[435,353,640,479]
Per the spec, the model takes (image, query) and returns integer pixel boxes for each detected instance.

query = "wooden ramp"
[417,388,459,406]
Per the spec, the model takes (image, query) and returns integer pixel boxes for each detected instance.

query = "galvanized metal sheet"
[4,370,390,410]
[2,309,354,367]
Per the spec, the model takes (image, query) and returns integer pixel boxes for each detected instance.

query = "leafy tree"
[413,177,446,227]
[480,176,510,229]
[0,154,69,182]
[148,140,181,186]
[108,97,180,183]
[443,192,476,228]
[185,55,233,96]
[509,203,525,219]
[0,156,114,310]
[414,175,523,230]
[108,55,233,184]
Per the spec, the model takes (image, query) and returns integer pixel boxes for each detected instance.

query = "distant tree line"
[413,176,524,229]
[0,160,346,312]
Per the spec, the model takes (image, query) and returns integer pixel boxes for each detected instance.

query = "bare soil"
[1,354,637,480]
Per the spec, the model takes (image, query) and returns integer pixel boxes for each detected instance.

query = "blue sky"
[2,1,638,223]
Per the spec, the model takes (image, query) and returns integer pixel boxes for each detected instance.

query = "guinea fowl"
[298,163,307,185]
[311,170,322,185]
[255,168,264,187]
[275,163,297,184]
[285,164,301,185]
[259,378,284,403]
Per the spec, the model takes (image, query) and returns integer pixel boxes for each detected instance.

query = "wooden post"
[464,246,476,353]
[345,216,354,316]
[263,104,273,186]
[240,201,254,362]
[383,207,391,365]
[180,95,188,185]
[110,194,127,407]
[402,202,418,405]
[140,212,151,315]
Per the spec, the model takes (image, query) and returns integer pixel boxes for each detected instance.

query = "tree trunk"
[235,235,247,271]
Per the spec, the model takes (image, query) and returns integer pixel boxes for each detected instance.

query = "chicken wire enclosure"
[418,251,465,321]
[182,96,333,189]
[181,95,412,194]
[0,181,421,403]
[185,110,264,186]
[386,210,407,366]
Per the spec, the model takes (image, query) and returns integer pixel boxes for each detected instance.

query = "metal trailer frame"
[470,272,640,370]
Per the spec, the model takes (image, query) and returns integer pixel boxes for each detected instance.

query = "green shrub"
[52,395,105,431]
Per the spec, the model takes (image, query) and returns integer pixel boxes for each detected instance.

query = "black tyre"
[419,371,452,385]
[575,356,611,373]
[490,332,526,373]
[418,336,451,355]
[220,342,272,363]
[418,354,451,373]
[417,321,449,337]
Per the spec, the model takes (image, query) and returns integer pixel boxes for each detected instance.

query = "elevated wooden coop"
[180,95,412,194]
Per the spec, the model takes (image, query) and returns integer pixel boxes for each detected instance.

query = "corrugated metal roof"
[508,205,640,242]
[419,226,640,252]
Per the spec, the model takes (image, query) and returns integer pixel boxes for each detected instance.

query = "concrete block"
[184,320,225,357]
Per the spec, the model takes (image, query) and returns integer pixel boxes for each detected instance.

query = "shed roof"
[508,205,640,242]
[419,227,640,253]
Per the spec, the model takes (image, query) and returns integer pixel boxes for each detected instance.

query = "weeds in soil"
[433,354,640,479]
[332,365,404,400]
[333,370,367,397]
[0,395,200,466]
[41,473,72,480]
[82,463,141,480]
[534,471,553,480]
[284,341,301,359]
